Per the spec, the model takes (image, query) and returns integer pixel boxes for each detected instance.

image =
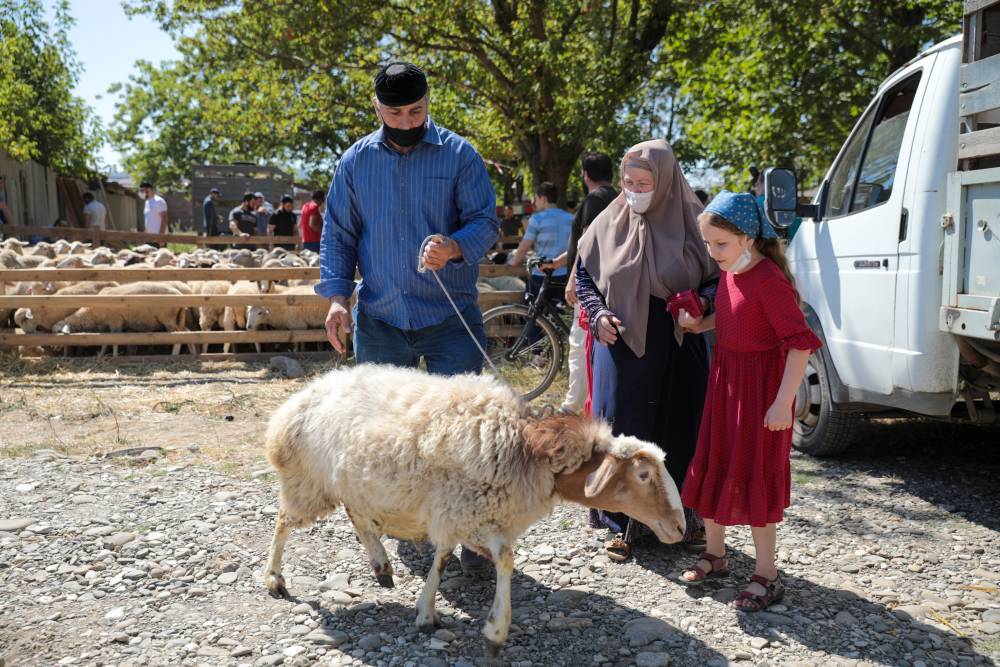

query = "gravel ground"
[1,403,998,666]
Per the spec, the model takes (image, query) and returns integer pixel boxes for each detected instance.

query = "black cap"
[280,195,293,204]
[374,62,428,107]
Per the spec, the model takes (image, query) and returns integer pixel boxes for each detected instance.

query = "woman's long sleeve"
[575,260,613,335]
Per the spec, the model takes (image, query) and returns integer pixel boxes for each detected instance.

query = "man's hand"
[325,296,351,354]
[421,235,461,271]
[240,232,250,238]
[564,273,578,306]
[596,314,622,345]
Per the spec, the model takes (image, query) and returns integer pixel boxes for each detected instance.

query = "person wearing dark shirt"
[268,195,298,249]
[229,192,258,249]
[541,152,617,413]
[203,188,222,235]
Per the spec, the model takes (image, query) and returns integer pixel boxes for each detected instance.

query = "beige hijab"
[577,139,717,357]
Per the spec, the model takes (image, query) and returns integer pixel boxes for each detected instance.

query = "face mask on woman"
[624,189,654,214]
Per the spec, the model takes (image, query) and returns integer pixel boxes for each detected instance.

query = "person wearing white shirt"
[139,181,168,239]
[81,192,107,230]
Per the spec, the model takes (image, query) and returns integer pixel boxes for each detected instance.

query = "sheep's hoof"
[267,574,290,599]
[483,639,503,660]
[375,574,395,588]
[416,621,438,634]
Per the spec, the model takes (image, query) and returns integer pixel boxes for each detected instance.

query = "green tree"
[0,0,101,174]
[666,0,962,188]
[114,0,688,200]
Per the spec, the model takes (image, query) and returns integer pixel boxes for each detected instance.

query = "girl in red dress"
[676,191,821,611]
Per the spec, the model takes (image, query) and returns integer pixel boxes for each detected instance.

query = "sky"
[46,0,179,171]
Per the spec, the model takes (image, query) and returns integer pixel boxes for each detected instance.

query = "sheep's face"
[246,305,269,330]
[542,417,685,544]
[15,308,36,333]
[582,439,686,544]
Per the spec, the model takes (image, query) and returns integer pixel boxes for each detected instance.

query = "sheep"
[480,276,526,292]
[0,249,24,269]
[54,282,190,356]
[263,365,686,657]
[1,238,27,254]
[15,282,120,356]
[222,280,275,353]
[245,285,327,352]
[152,248,175,267]
[30,242,56,258]
[195,280,233,352]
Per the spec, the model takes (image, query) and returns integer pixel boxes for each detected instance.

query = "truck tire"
[792,349,861,457]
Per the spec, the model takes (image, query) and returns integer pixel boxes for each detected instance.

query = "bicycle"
[481,257,573,401]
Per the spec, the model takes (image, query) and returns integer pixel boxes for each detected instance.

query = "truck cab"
[776,30,1000,455]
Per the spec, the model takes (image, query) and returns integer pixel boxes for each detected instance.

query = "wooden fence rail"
[0,263,527,284]
[1,264,526,356]
[0,291,523,309]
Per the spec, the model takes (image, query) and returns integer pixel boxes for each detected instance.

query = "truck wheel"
[792,350,860,457]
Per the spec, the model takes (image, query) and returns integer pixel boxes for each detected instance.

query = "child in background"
[676,191,821,611]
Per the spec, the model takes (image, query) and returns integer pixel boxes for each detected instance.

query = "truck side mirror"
[764,168,798,229]
[764,167,825,226]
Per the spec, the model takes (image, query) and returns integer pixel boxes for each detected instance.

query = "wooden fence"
[0,266,525,358]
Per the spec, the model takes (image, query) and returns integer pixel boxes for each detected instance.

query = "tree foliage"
[114,0,686,199]
[0,0,101,174]
[667,0,962,187]
[112,0,963,195]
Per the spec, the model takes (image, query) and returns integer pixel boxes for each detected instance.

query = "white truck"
[765,2,1000,456]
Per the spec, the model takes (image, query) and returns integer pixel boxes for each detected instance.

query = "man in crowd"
[316,61,498,575]
[229,192,258,249]
[140,181,168,245]
[0,176,13,226]
[82,192,107,230]
[299,190,324,252]
[508,181,573,306]
[203,187,222,235]
[254,191,273,236]
[541,152,618,414]
[268,195,298,250]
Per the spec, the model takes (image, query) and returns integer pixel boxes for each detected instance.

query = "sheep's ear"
[524,413,589,472]
[24,309,33,320]
[584,454,620,498]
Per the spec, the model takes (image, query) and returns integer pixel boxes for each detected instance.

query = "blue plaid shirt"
[316,120,498,329]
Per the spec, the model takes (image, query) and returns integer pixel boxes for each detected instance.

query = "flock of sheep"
[0,237,526,357]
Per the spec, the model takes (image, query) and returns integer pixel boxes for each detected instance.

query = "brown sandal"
[680,551,729,582]
[733,574,784,611]
[604,535,631,562]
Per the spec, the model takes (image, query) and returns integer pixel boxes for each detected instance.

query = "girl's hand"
[764,399,794,431]
[677,308,703,332]
[597,314,622,345]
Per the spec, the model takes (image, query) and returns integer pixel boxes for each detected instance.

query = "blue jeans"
[353,304,486,375]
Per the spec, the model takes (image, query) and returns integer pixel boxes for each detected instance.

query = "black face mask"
[381,119,427,147]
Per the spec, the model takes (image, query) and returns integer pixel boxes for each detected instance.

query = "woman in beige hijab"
[575,138,718,561]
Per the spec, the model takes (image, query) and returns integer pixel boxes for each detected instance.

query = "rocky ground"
[0,361,998,667]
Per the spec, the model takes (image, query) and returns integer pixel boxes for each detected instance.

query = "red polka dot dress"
[681,258,822,527]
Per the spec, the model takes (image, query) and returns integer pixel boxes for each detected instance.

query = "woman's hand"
[764,399,794,431]
[597,314,622,345]
[677,308,703,332]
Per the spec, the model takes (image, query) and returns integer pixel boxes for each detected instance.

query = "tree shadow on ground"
[627,540,989,666]
[808,418,1000,533]
[287,539,729,666]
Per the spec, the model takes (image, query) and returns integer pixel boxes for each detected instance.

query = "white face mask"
[624,188,654,214]
[729,242,753,273]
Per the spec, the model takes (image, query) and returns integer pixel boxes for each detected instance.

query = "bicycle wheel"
[482,303,564,401]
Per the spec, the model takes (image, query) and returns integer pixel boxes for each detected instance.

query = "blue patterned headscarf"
[703,190,778,239]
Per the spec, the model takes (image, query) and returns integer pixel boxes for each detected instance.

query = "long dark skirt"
[588,296,709,544]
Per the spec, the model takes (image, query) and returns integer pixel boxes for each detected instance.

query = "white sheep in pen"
[264,365,686,658]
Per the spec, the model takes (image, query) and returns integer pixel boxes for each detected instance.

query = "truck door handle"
[853,259,883,269]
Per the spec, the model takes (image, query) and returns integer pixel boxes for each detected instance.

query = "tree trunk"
[517,132,581,209]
